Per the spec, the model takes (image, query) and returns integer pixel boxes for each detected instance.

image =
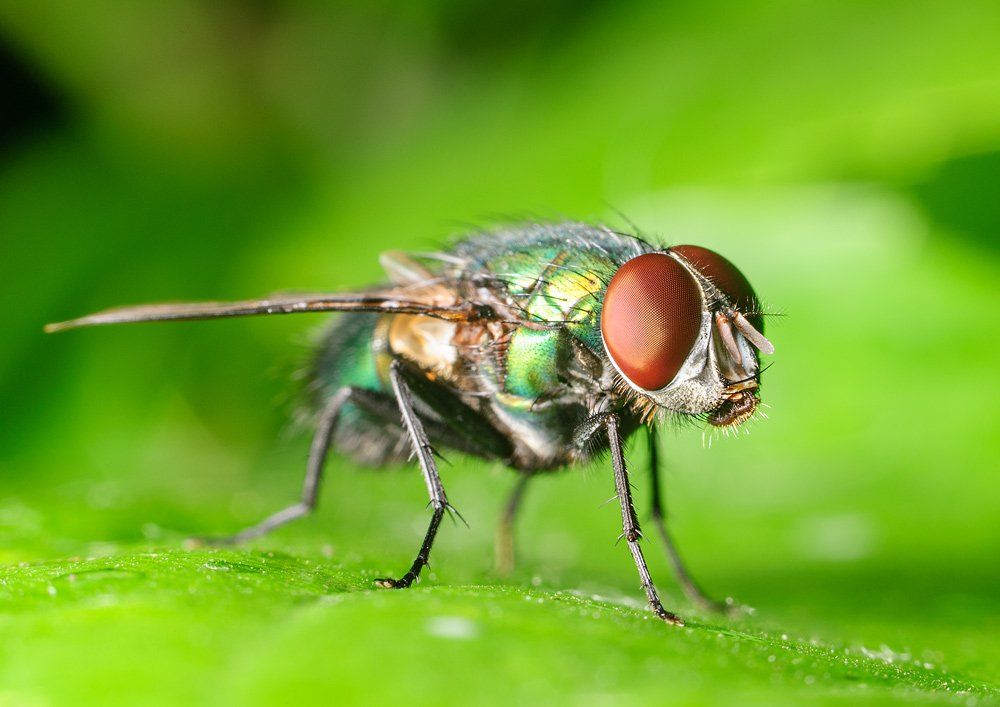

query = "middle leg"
[495,474,531,576]
[374,360,452,589]
[195,386,351,545]
[647,428,735,614]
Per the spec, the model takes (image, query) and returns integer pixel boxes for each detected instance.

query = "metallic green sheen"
[467,230,647,406]
[503,327,564,399]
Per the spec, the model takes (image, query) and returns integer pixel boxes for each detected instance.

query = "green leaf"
[0,549,993,706]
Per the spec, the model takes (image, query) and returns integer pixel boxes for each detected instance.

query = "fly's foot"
[374,575,416,589]
[702,599,735,616]
[647,595,684,626]
[184,534,241,549]
[687,592,749,618]
[184,529,258,548]
[184,503,311,549]
[654,607,685,626]
[713,597,753,619]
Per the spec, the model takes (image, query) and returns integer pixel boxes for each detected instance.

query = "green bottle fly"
[47,221,774,625]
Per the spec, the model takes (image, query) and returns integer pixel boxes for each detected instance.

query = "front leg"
[606,414,684,626]
[647,428,737,614]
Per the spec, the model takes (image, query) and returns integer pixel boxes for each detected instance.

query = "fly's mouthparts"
[723,379,758,395]
[708,389,759,427]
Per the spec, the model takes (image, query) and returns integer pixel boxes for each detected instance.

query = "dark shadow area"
[0,33,67,157]
[910,149,1000,253]
[436,0,605,59]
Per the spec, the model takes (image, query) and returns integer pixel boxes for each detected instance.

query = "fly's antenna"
[728,310,775,355]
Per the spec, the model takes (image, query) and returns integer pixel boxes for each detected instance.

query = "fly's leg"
[374,360,453,589]
[393,358,513,461]
[647,428,737,614]
[606,414,683,626]
[495,474,531,576]
[392,359,523,576]
[196,386,352,545]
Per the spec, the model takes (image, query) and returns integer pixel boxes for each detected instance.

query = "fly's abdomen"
[311,313,384,398]
[309,313,409,466]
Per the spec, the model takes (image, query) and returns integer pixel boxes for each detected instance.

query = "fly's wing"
[45,289,480,333]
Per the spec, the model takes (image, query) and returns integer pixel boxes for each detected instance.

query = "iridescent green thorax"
[454,224,651,403]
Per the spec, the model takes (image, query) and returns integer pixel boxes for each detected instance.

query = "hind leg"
[198,387,354,545]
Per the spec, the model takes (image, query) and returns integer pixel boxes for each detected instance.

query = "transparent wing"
[45,290,478,333]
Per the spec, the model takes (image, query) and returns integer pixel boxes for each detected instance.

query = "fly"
[46,221,775,625]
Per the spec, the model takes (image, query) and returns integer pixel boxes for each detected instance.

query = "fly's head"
[599,245,773,428]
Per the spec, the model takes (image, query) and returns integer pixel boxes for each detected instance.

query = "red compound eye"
[601,253,703,391]
[670,245,763,331]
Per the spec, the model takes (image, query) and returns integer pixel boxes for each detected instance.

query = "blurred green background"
[0,1,998,705]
